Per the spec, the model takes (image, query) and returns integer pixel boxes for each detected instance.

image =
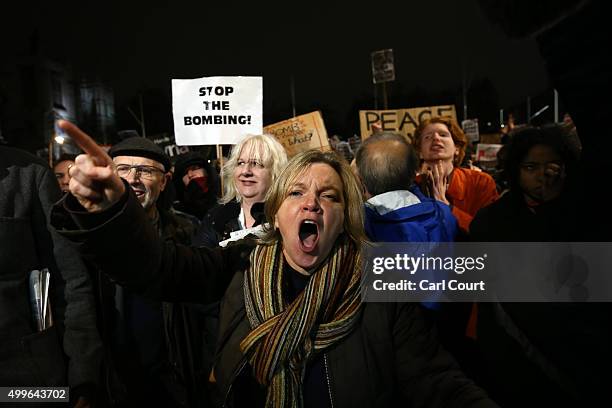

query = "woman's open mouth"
[298,220,319,252]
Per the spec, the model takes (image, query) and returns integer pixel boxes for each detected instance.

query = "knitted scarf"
[240,236,362,408]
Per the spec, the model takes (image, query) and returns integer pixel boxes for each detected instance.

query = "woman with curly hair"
[414,116,499,235]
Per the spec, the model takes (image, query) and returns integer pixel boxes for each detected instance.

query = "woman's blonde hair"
[261,149,367,246]
[219,134,288,204]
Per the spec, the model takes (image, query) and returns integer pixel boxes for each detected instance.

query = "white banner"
[172,76,263,145]
[475,143,503,162]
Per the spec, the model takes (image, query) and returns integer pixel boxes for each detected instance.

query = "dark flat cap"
[108,137,171,171]
[173,151,206,178]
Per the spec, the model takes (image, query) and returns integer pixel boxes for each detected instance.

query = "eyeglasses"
[115,164,165,180]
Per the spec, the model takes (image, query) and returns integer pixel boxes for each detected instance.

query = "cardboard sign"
[359,105,457,141]
[462,119,480,143]
[371,49,395,84]
[263,111,330,157]
[475,143,503,162]
[172,76,262,146]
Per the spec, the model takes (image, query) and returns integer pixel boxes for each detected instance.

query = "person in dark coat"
[469,124,612,407]
[51,121,498,408]
[87,137,209,407]
[172,151,220,220]
[0,145,101,407]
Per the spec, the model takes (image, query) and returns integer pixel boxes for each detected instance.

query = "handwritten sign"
[264,111,331,157]
[172,76,262,145]
[359,105,457,141]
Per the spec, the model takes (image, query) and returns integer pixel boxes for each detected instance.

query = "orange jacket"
[447,167,498,233]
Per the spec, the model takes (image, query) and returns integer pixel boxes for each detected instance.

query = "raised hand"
[427,161,450,205]
[58,120,126,212]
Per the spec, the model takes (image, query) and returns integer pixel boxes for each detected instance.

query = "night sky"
[2,1,550,136]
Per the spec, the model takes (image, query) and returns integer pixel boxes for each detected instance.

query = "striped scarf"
[240,236,362,408]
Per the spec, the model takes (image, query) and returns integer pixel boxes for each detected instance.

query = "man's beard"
[131,184,156,212]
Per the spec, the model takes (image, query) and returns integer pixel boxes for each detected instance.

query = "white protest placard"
[475,143,503,162]
[172,76,262,145]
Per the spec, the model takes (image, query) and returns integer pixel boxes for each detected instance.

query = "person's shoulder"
[456,168,497,197]
[0,146,49,169]
[457,167,495,182]
[208,201,240,220]
[170,208,201,226]
[470,192,514,231]
[223,238,257,266]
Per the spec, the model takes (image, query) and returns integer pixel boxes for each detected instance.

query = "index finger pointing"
[57,120,112,166]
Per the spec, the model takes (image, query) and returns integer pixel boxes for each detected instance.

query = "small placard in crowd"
[371,49,395,84]
[462,119,480,143]
[172,76,263,146]
[475,143,503,162]
[264,111,331,157]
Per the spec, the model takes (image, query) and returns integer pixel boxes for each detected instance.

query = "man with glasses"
[109,138,171,220]
[89,137,204,407]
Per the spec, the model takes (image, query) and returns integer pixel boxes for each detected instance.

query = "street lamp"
[48,130,68,167]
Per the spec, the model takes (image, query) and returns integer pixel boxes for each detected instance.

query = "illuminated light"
[54,135,65,144]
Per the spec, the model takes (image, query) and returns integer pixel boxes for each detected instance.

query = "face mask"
[190,175,209,193]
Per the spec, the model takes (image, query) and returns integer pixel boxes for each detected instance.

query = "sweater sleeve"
[50,186,248,304]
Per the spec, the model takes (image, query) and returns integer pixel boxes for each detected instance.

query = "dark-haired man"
[53,153,77,193]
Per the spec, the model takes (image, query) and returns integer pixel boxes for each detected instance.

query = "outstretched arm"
[58,120,125,213]
[52,121,248,304]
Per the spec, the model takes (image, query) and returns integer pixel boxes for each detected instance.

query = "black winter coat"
[0,146,101,398]
[469,191,612,407]
[215,270,497,408]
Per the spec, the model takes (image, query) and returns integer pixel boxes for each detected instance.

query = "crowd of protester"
[2,1,611,402]
[1,108,606,407]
